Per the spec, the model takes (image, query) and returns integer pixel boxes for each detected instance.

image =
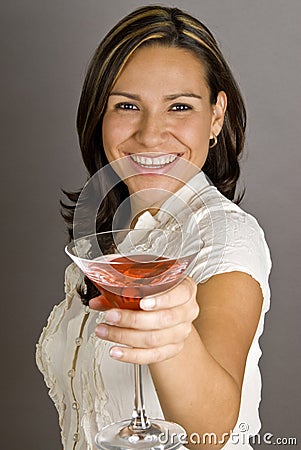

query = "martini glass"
[66,228,200,450]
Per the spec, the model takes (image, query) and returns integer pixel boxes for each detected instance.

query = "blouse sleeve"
[191,209,272,312]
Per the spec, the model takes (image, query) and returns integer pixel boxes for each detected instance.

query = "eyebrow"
[109,91,202,100]
[165,93,202,100]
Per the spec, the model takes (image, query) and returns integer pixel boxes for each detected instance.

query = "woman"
[36,5,271,449]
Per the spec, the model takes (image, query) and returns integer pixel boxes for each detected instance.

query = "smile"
[129,153,179,168]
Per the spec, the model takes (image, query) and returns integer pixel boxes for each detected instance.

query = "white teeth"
[130,154,177,167]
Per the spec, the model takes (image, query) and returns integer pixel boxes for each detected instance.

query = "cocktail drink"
[66,228,200,450]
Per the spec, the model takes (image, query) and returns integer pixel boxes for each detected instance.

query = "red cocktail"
[66,229,201,450]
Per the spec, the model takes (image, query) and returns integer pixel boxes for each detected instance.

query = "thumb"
[89,295,111,311]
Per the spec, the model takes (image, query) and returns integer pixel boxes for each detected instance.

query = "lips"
[128,153,180,169]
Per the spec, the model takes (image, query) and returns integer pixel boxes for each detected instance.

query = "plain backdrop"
[1,1,300,449]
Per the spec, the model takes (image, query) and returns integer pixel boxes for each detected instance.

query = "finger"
[95,322,192,348]
[103,301,198,330]
[139,277,197,311]
[89,295,110,311]
[109,342,185,364]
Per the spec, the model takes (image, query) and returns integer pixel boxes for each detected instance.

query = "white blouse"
[36,172,271,449]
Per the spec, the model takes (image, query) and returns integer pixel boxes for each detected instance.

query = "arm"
[150,271,263,448]
[91,271,263,449]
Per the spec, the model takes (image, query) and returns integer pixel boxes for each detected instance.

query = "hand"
[90,277,199,364]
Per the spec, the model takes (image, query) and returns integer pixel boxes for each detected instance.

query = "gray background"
[1,1,300,449]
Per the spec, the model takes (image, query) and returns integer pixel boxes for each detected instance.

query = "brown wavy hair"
[61,5,246,303]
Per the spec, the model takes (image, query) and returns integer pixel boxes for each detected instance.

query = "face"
[102,45,226,202]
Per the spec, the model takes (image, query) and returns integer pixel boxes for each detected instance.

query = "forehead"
[113,45,208,92]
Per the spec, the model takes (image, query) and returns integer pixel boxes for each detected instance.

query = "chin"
[127,174,184,196]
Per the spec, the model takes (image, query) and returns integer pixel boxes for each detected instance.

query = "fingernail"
[104,310,121,324]
[110,347,123,359]
[140,297,156,310]
[96,325,108,338]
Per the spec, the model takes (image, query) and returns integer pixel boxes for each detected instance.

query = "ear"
[210,91,227,138]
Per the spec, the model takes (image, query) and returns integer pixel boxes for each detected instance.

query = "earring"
[209,134,218,149]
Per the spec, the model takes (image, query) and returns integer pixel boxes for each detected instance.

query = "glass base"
[95,418,186,450]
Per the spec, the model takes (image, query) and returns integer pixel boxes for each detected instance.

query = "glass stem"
[130,364,150,431]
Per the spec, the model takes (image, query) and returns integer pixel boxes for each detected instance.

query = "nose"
[134,112,168,148]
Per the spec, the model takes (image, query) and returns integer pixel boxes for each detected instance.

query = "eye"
[115,102,139,111]
[170,103,192,112]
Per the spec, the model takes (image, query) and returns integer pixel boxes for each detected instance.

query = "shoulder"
[36,264,85,351]
[199,185,271,272]
[223,201,272,281]
[189,188,272,299]
[64,262,85,295]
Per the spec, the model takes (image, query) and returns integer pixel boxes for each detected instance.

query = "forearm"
[150,326,241,449]
[93,273,260,449]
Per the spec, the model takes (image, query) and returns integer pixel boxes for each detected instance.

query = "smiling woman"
[102,46,227,195]
[36,5,271,450]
